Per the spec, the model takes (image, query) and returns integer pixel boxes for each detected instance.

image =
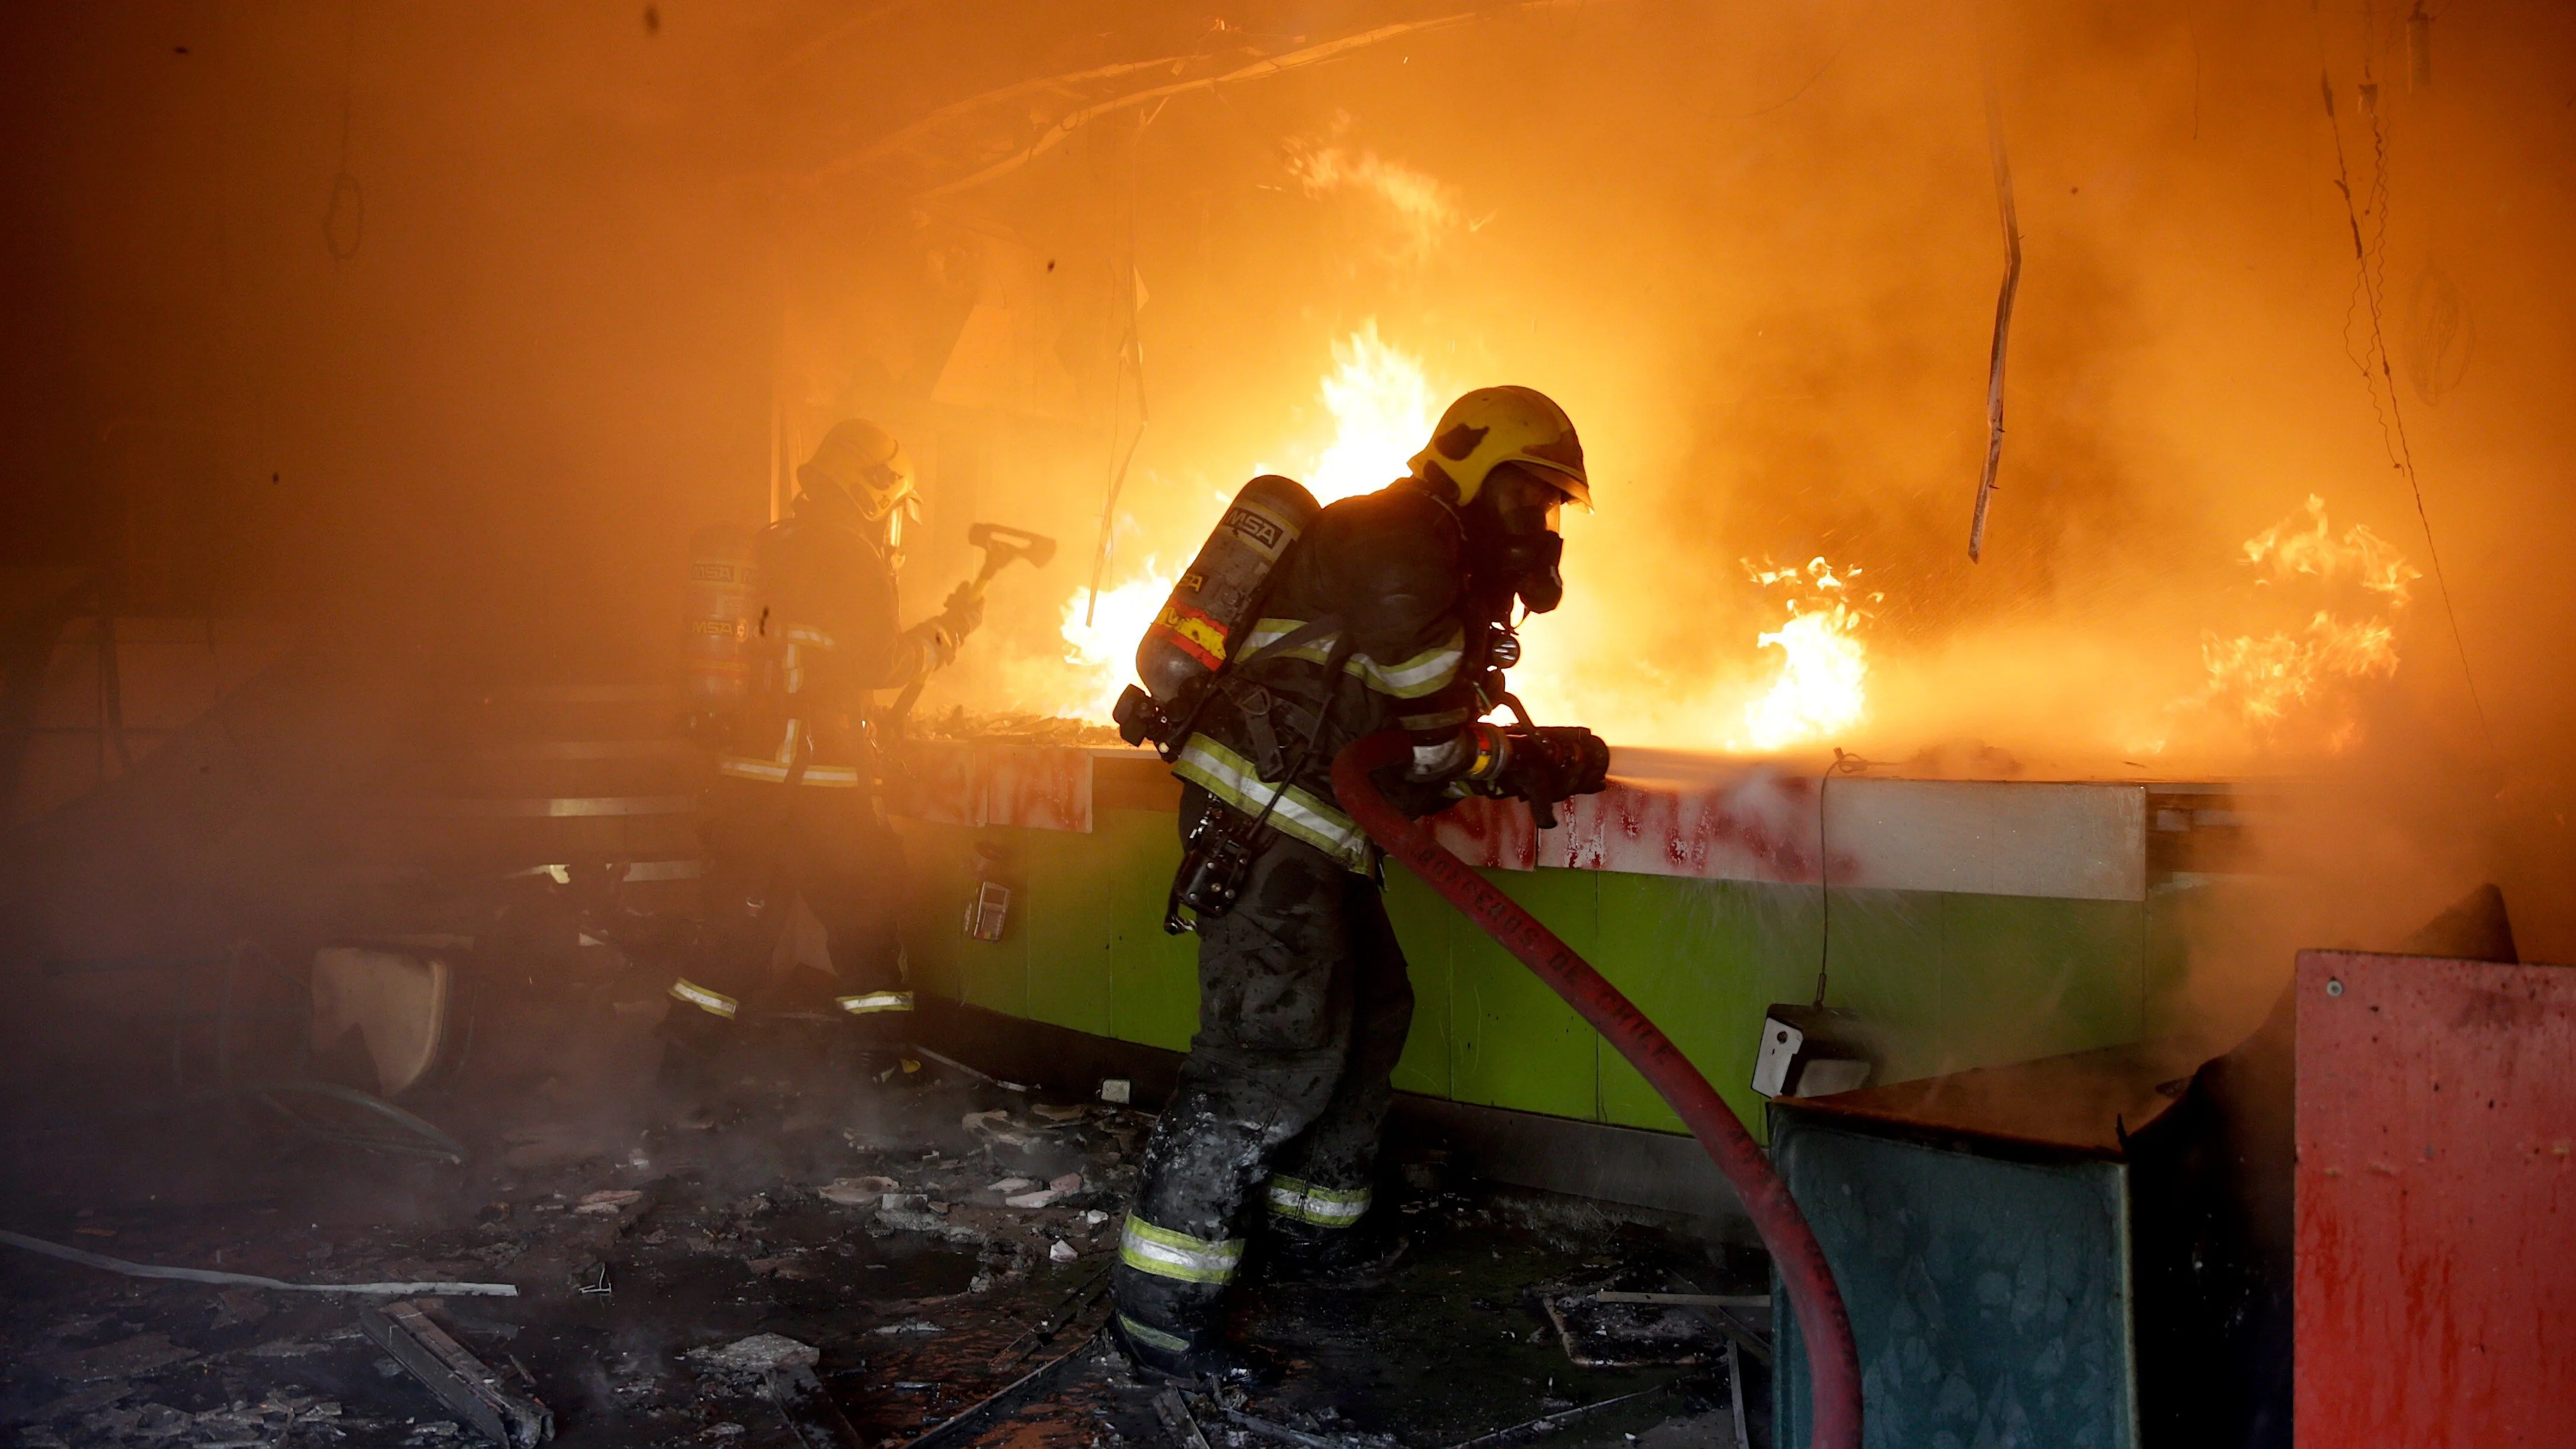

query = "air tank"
[682,523,757,711]
[1136,475,1321,703]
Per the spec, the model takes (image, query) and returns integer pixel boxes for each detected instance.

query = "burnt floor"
[1,1017,1769,1449]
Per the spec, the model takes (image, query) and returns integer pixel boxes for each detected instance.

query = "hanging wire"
[2310,3,2497,760]
[1810,747,1874,1008]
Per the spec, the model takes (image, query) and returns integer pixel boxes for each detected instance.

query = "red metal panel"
[2295,949,2576,1448]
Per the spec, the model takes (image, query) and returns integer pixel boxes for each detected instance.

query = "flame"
[1305,322,1439,504]
[2243,494,2422,602]
[1734,558,1873,751]
[1060,569,1174,721]
[2198,612,2400,730]
[1054,325,1433,721]
[2191,496,2410,751]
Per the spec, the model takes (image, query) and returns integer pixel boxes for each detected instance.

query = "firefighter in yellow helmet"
[660,419,981,1082]
[1108,386,1610,1379]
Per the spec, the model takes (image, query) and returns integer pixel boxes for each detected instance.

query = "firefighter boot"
[1109,1251,1252,1383]
[1261,1200,1409,1287]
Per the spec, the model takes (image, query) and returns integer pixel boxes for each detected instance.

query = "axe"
[885,523,1057,734]
[960,523,1058,599]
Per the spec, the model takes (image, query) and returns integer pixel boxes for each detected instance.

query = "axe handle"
[885,536,1048,738]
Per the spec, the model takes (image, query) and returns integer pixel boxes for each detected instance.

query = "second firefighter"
[662,418,981,1078]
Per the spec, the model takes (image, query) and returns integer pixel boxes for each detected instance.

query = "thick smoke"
[5,0,2572,1048]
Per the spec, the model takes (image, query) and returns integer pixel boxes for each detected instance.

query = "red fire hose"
[1332,731,1863,1449]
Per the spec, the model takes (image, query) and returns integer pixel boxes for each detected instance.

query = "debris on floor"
[358,1300,552,1447]
[0,1018,1771,1448]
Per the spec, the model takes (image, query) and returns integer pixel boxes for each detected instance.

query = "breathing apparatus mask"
[1468,462,1571,614]
[798,418,920,557]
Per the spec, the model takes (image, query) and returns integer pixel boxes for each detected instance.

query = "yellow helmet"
[1406,386,1590,509]
[799,418,918,522]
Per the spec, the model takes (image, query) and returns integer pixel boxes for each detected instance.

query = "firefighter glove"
[938,582,986,640]
[909,618,963,668]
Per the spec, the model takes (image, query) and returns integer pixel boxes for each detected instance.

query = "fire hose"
[1331,731,1864,1449]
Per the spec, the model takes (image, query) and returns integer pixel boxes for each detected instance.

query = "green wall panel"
[1382,869,1455,1100]
[1099,812,1202,1053]
[1021,826,1118,1038]
[1810,886,1947,1083]
[934,828,1029,1019]
[897,809,2163,1141]
[892,819,973,1005]
[1936,894,2144,1072]
[1442,867,1599,1120]
[1595,875,1822,1140]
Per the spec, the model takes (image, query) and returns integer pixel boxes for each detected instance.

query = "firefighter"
[1110,387,1610,1379]
[660,419,980,1082]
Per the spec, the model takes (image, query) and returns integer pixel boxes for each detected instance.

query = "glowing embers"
[1062,570,1175,722]
[1736,558,1876,752]
[1305,321,1439,505]
[2191,495,2414,753]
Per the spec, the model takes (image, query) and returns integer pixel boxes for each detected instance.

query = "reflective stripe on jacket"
[716,716,863,787]
[1239,618,1465,700]
[1171,734,1371,870]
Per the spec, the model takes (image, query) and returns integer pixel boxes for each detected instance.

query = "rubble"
[685,1333,820,1373]
[0,1031,1768,1448]
[819,1174,901,1205]
[43,1331,197,1381]
[359,1300,553,1448]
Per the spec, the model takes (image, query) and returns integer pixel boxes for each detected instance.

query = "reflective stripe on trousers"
[1265,1175,1371,1228]
[669,977,738,1019]
[1117,1314,1193,1354]
[835,990,914,1015]
[1118,1214,1245,1285]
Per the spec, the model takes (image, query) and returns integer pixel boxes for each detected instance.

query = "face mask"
[1496,531,1564,613]
[1472,467,1569,613]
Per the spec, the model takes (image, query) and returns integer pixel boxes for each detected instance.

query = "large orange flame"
[1305,320,1439,504]
[1735,557,1874,752]
[1060,568,1174,722]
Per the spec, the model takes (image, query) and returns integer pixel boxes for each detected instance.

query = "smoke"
[5,0,2574,994]
[911,0,2570,958]
[1284,121,1473,261]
